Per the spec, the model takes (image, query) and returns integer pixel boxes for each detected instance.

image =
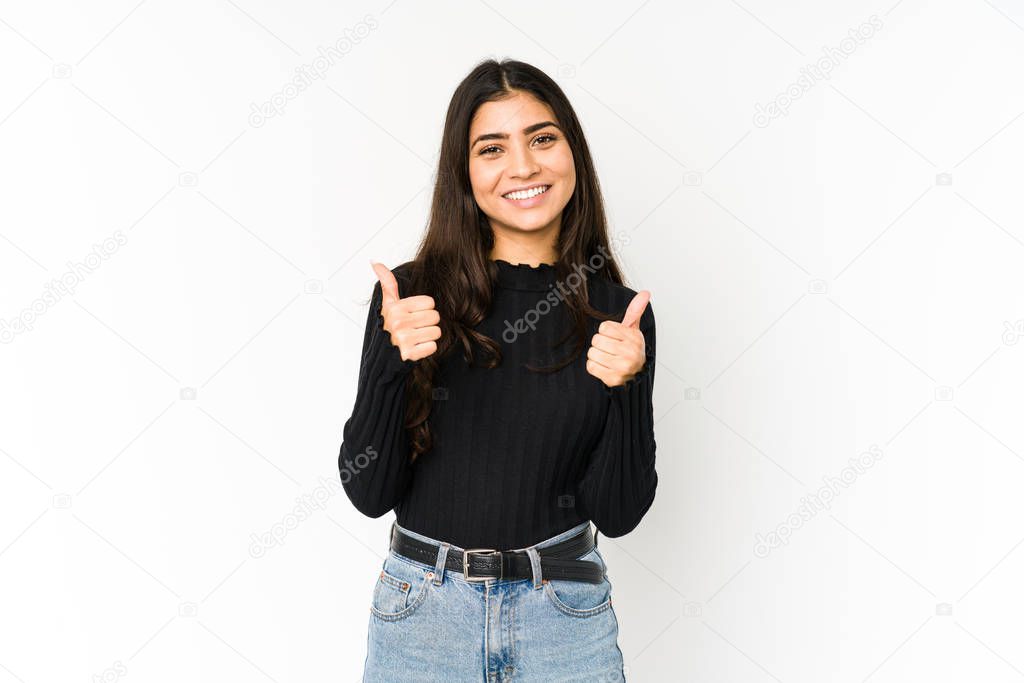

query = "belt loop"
[433,542,450,586]
[525,546,543,589]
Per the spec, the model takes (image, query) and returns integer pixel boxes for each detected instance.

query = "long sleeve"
[338,278,417,518]
[575,301,658,538]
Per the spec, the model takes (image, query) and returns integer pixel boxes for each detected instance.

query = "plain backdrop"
[1,1,1024,681]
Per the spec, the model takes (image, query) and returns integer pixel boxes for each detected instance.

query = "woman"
[339,58,657,682]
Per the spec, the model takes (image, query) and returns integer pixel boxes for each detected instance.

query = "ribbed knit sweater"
[338,258,658,550]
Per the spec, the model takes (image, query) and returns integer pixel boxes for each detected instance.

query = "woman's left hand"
[586,290,651,388]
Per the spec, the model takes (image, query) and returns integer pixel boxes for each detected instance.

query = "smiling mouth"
[502,184,551,200]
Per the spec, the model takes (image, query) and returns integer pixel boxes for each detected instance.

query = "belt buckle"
[463,548,502,582]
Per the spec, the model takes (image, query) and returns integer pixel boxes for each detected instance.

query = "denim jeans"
[361,519,626,682]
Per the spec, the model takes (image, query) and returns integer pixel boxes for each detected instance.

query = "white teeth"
[503,185,549,200]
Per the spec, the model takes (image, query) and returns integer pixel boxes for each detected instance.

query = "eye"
[477,133,559,157]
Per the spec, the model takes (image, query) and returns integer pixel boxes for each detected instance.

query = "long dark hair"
[397,58,630,463]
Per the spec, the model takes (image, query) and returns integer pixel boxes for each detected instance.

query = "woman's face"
[467,91,576,241]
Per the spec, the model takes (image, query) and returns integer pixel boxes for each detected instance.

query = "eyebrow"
[470,121,561,149]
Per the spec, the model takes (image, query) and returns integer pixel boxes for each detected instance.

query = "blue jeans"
[362,520,626,682]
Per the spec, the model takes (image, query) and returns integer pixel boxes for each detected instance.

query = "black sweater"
[337,258,658,550]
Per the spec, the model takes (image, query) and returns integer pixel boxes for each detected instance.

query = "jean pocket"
[370,553,432,621]
[543,547,613,618]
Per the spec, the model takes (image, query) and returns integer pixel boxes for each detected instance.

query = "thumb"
[370,260,400,304]
[620,290,650,328]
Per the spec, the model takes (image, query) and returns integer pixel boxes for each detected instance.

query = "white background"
[2,1,1024,681]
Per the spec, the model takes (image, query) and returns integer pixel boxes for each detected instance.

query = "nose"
[509,141,540,178]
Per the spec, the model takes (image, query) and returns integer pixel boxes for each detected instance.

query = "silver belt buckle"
[463,548,502,582]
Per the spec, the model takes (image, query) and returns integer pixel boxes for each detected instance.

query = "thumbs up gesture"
[586,290,651,388]
[371,260,442,362]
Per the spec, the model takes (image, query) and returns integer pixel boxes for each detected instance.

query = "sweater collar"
[491,258,558,292]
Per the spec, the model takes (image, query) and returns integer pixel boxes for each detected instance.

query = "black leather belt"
[389,522,605,584]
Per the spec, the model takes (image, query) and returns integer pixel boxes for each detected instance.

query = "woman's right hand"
[371,260,442,361]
